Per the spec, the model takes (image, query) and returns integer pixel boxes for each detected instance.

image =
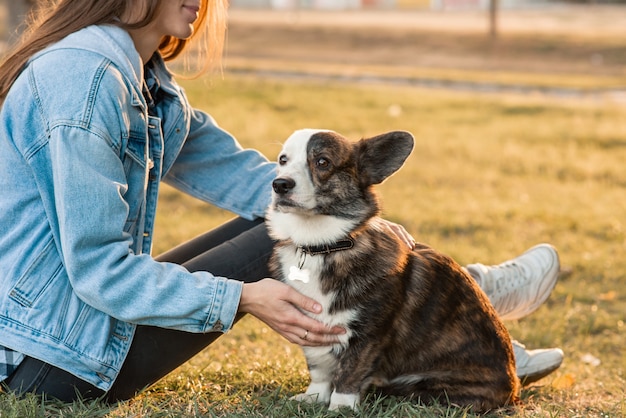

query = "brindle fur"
[268,130,520,412]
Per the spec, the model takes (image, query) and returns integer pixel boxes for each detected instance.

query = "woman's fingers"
[239,279,345,346]
[381,219,416,249]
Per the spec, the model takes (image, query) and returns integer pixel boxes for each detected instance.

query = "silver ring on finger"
[302,330,309,340]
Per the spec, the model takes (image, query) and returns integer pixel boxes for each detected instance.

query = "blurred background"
[2,0,626,93]
[3,0,626,75]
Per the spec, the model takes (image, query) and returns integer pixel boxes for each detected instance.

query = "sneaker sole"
[519,360,563,386]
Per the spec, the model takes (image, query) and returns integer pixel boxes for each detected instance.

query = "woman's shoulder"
[24,26,145,115]
[28,24,143,96]
[30,48,118,87]
[7,42,143,148]
[26,50,139,117]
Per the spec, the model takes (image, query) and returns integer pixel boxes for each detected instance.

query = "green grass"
[3,74,625,417]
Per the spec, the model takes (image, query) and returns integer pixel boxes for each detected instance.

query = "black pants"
[3,217,274,403]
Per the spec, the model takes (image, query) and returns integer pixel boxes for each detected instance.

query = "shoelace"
[488,261,532,315]
[491,262,530,292]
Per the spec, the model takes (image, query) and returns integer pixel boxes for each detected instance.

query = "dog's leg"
[292,347,336,406]
[328,343,382,411]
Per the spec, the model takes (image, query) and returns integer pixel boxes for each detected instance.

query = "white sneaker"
[466,244,560,321]
[513,340,564,385]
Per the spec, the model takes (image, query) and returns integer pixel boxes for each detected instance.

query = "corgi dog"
[266,129,520,412]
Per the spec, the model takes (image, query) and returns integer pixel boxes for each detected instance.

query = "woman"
[0,0,562,404]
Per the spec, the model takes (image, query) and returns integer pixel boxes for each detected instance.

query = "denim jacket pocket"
[9,237,63,308]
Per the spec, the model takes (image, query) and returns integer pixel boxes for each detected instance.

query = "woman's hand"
[380,219,416,249]
[238,279,345,346]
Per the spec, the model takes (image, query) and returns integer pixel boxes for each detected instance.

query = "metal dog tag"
[288,266,310,283]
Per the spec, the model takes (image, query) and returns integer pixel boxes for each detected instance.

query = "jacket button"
[212,320,224,331]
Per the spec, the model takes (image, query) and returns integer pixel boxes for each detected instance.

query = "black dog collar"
[298,238,355,256]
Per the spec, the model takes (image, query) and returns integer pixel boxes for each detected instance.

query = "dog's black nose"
[272,178,295,195]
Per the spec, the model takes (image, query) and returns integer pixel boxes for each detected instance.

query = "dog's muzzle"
[272,178,296,195]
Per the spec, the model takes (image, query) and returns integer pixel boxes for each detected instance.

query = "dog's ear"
[357,131,414,185]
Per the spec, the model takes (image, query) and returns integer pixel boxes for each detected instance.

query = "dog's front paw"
[291,382,331,405]
[290,393,321,404]
[328,392,359,411]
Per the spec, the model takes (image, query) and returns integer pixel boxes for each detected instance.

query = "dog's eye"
[316,157,330,169]
[278,155,288,166]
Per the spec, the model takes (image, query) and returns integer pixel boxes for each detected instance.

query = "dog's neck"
[298,238,355,256]
[266,210,359,245]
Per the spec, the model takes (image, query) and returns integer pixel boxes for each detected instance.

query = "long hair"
[0,0,228,102]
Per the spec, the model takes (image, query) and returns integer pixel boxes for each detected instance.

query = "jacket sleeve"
[163,108,276,221]
[48,123,242,333]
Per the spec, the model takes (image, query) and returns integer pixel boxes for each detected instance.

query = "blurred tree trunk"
[489,0,498,39]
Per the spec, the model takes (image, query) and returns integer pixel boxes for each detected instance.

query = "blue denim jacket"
[0,25,276,390]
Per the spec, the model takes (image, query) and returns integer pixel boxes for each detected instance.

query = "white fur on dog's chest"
[279,247,355,343]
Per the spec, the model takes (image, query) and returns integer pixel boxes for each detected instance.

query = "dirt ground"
[225,5,626,77]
